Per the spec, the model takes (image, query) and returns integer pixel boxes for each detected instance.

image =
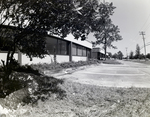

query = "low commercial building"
[0,35,92,65]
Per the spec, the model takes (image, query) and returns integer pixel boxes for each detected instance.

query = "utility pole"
[140,31,146,60]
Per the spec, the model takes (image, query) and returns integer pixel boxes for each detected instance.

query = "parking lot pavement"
[56,60,150,88]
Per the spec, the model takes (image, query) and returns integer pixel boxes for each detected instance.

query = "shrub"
[1,72,66,106]
[23,75,66,104]
[0,62,42,98]
[15,65,41,75]
[31,59,101,73]
[0,72,29,98]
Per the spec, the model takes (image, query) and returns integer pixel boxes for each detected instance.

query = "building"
[0,34,92,65]
[92,47,106,60]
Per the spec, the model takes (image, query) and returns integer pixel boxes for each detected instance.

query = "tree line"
[129,44,150,59]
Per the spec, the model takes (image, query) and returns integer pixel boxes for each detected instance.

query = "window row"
[46,38,69,55]
[72,43,91,57]
[41,37,91,57]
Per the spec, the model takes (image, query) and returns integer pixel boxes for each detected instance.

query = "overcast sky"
[88,0,150,56]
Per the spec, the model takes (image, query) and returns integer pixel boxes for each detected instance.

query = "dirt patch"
[4,80,150,117]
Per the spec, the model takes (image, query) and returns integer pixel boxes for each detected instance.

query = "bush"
[31,59,101,73]
[0,63,41,98]
[0,72,28,98]
[22,75,66,104]
[15,65,41,75]
[1,72,66,106]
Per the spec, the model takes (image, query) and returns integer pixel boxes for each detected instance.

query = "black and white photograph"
[0,0,150,116]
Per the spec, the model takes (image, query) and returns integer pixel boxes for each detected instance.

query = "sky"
[87,0,150,57]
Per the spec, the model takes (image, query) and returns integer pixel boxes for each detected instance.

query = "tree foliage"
[93,2,122,59]
[117,51,123,60]
[135,44,140,59]
[0,0,117,61]
[107,52,112,58]
[146,53,150,59]
[112,51,123,60]
[129,51,134,59]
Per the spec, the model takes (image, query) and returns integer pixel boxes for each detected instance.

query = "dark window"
[72,44,77,55]
[57,39,68,55]
[77,46,82,56]
[82,47,87,56]
[87,49,91,58]
[46,38,57,54]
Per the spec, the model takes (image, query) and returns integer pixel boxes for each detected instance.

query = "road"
[57,60,150,88]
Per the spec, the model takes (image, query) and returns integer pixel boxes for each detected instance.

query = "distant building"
[92,47,107,60]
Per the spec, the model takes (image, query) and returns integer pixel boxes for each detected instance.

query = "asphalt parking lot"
[57,60,150,88]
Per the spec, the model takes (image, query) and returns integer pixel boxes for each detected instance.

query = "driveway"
[56,60,150,88]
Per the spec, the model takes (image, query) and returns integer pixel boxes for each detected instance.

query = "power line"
[128,13,150,49]
[140,13,150,31]
[144,22,150,32]
[140,42,150,50]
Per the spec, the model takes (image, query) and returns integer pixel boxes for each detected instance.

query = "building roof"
[48,34,92,49]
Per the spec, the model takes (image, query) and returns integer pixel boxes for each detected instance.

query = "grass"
[101,59,121,64]
[1,59,149,116]
[4,80,150,117]
[131,59,150,65]
[30,59,101,74]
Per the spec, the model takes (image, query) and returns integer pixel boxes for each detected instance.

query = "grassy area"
[130,59,150,65]
[1,59,150,116]
[31,59,101,74]
[101,59,121,64]
[3,80,150,117]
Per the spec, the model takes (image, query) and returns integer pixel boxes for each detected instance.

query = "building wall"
[56,55,70,63]
[22,54,69,65]
[72,56,87,62]
[0,52,18,64]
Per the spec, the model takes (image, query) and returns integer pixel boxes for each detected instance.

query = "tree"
[146,53,150,59]
[129,51,134,59]
[112,53,117,59]
[139,53,145,59]
[135,44,140,59]
[93,2,122,60]
[107,52,112,58]
[117,51,123,60]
